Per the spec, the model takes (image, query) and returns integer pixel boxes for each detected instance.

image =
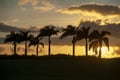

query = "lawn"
[0,55,120,80]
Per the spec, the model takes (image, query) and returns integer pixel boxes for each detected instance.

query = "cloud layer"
[79,20,120,38]
[0,22,40,33]
[57,4,120,16]
[0,22,26,32]
[18,0,55,11]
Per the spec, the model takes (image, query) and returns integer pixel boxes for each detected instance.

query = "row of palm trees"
[4,25,111,59]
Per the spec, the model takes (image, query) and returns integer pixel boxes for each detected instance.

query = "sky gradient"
[0,0,120,58]
[0,0,120,28]
[0,0,120,45]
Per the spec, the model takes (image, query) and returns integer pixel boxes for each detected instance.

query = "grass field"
[0,55,120,80]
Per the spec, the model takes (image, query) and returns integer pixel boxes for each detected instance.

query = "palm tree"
[60,25,77,56]
[19,31,33,56]
[29,35,44,56]
[4,31,21,55]
[76,26,90,57]
[38,25,59,56]
[89,30,111,59]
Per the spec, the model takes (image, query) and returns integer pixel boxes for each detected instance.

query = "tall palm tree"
[4,31,21,55]
[29,35,44,56]
[89,30,111,59]
[60,25,77,56]
[19,31,33,56]
[38,25,59,56]
[76,26,90,57]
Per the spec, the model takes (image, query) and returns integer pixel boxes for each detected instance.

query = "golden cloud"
[57,4,120,16]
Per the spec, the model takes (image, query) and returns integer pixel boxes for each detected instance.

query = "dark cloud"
[79,20,120,46]
[58,4,120,16]
[41,37,72,45]
[79,20,120,38]
[0,37,5,43]
[1,21,120,46]
[0,22,39,32]
[0,22,26,32]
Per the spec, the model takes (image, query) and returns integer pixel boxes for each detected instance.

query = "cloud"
[18,0,40,6]
[0,22,26,32]
[33,0,55,11]
[79,20,120,38]
[11,18,19,23]
[18,0,55,11]
[0,22,39,32]
[57,4,120,16]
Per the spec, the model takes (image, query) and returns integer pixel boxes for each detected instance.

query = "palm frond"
[60,25,76,39]
[75,30,83,41]
[89,40,98,50]
[39,42,44,48]
[4,31,21,44]
[103,37,109,50]
[101,31,111,37]
[29,35,44,48]
[39,25,59,37]
[89,30,100,41]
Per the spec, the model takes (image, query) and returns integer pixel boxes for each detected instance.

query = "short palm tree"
[19,31,33,56]
[76,26,90,57]
[4,31,21,55]
[38,25,59,56]
[89,30,111,59]
[60,25,77,56]
[29,35,44,56]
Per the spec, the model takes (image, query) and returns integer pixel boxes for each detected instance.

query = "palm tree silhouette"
[4,31,21,55]
[29,35,44,56]
[89,30,111,59]
[76,26,90,57]
[19,31,33,56]
[60,25,77,56]
[38,25,59,56]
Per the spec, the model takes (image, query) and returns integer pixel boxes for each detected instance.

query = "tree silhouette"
[4,31,21,55]
[29,35,44,56]
[89,30,111,59]
[60,25,77,56]
[19,31,33,56]
[76,26,90,57]
[38,25,59,56]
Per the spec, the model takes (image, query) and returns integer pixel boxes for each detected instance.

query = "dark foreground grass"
[0,55,120,80]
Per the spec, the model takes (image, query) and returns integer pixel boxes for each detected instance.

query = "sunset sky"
[0,0,120,58]
[0,0,120,43]
[0,0,120,28]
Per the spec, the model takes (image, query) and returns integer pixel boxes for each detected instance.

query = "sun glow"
[0,44,120,58]
[90,46,118,58]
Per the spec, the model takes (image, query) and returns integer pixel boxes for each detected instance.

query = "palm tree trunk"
[72,35,75,56]
[14,43,17,55]
[25,40,27,56]
[99,41,102,59]
[85,38,88,57]
[36,45,39,56]
[73,42,75,56]
[48,36,51,56]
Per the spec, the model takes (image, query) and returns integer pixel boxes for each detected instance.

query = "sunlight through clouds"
[57,3,120,16]
[57,3,120,23]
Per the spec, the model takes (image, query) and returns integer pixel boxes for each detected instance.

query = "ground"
[0,55,120,80]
